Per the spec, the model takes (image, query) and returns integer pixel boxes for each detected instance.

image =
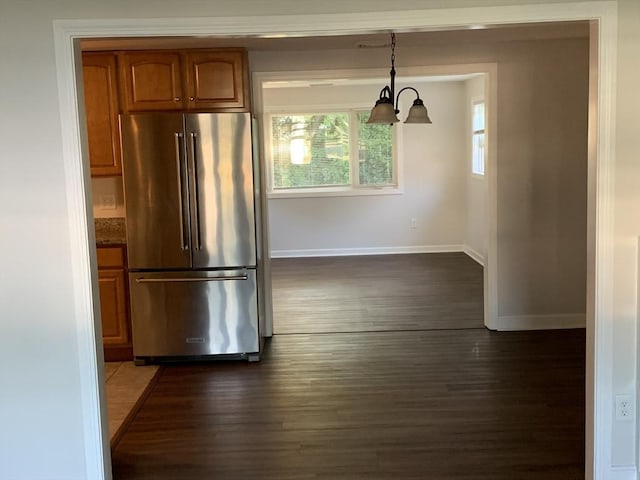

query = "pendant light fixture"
[367,33,432,125]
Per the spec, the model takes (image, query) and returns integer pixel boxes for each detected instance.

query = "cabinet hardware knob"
[174,97,180,102]
[190,97,195,101]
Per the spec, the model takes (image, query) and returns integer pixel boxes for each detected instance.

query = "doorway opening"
[56,5,616,478]
[252,68,492,336]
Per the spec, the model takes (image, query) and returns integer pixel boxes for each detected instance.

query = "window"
[357,112,394,186]
[471,100,485,176]
[268,110,396,195]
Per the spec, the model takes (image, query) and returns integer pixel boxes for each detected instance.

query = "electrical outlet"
[410,218,417,229]
[615,395,634,421]
[100,194,117,210]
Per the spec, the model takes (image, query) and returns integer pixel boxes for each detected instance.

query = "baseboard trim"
[270,244,466,258]
[610,466,637,480]
[493,313,586,331]
[462,245,485,266]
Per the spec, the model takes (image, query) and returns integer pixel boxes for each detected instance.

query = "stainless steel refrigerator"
[121,112,261,363]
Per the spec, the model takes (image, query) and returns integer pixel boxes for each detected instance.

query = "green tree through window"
[271,114,350,189]
[270,111,395,192]
[357,112,393,185]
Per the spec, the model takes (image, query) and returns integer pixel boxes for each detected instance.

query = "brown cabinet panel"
[184,50,248,110]
[98,269,128,344]
[96,246,125,268]
[119,52,183,111]
[97,245,133,361]
[82,53,122,176]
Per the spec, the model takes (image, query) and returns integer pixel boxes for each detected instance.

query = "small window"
[472,101,485,176]
[267,110,397,195]
[271,113,351,189]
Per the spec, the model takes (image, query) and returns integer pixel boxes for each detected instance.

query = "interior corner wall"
[495,39,588,322]
[464,76,487,263]
[261,80,467,256]
[252,35,589,323]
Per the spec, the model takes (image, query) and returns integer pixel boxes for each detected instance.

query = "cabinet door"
[184,50,248,111]
[98,268,130,347]
[119,52,183,111]
[82,53,122,176]
[97,245,133,361]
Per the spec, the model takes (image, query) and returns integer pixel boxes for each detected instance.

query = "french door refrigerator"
[121,112,260,363]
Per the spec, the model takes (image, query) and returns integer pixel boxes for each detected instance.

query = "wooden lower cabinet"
[97,245,133,361]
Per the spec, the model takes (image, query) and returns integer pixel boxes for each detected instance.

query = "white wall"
[612,0,640,468]
[1,6,88,480]
[464,76,487,263]
[0,1,633,479]
[262,80,467,256]
[495,38,588,320]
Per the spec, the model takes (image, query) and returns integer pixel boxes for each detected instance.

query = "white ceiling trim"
[57,3,609,38]
[262,74,481,89]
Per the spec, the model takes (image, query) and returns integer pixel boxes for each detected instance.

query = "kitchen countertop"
[95,217,126,245]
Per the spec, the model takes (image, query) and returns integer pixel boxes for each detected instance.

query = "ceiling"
[80,21,590,52]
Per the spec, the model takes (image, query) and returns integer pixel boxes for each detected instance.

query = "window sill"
[268,186,403,199]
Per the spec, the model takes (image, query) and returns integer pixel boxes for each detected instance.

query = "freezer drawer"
[129,269,259,358]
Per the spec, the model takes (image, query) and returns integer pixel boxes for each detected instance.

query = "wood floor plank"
[112,254,584,479]
[112,329,584,479]
[271,253,484,334]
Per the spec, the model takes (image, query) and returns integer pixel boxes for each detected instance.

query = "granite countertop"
[95,218,127,245]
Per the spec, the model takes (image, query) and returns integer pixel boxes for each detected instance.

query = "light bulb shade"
[367,100,400,124]
[404,99,432,124]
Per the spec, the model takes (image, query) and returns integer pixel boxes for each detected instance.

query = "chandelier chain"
[390,32,396,67]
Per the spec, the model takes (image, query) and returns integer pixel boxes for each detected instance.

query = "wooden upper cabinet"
[82,53,122,176]
[119,52,184,111]
[184,50,248,111]
[118,49,249,113]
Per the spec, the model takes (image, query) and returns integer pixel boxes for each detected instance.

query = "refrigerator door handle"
[135,274,249,283]
[188,132,202,251]
[174,132,189,251]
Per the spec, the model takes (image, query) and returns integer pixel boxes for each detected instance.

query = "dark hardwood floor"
[272,253,484,334]
[111,254,585,479]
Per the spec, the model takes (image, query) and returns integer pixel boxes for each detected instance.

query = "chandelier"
[367,33,433,125]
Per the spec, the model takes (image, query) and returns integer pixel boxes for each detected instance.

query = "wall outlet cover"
[100,194,117,210]
[615,394,634,421]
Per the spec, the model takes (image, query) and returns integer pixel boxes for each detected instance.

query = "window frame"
[264,106,403,199]
[471,98,486,177]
